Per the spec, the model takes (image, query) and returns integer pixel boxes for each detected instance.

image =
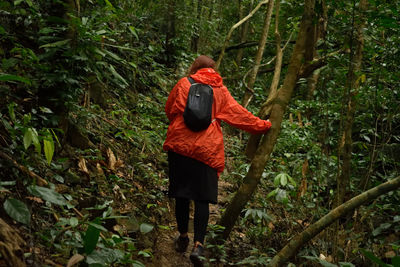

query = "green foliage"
[1,0,399,266]
[267,172,297,205]
[360,249,399,267]
[236,248,270,266]
[83,218,102,254]
[3,198,31,225]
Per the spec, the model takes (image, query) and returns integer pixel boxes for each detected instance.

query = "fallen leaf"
[67,254,84,267]
[78,157,89,175]
[326,255,333,262]
[30,247,40,254]
[385,251,396,258]
[268,222,275,230]
[96,163,104,175]
[113,185,126,200]
[107,148,117,170]
[26,196,44,203]
[114,159,124,169]
[55,184,69,194]
[44,259,62,267]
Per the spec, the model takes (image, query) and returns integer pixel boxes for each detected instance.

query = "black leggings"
[175,197,209,244]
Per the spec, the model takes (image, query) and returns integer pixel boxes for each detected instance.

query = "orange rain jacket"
[163,68,271,175]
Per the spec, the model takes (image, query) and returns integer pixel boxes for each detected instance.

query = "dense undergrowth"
[1,0,400,266]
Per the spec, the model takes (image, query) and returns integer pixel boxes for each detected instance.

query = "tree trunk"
[244,0,283,158]
[190,0,203,53]
[219,0,316,239]
[245,0,329,159]
[336,0,367,209]
[241,0,274,108]
[236,0,254,66]
[165,0,176,67]
[268,176,400,267]
[215,0,270,70]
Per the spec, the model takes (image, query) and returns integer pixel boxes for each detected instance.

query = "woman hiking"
[163,55,271,266]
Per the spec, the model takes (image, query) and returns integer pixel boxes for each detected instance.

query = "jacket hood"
[190,68,223,87]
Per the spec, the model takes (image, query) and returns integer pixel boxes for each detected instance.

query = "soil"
[148,180,233,267]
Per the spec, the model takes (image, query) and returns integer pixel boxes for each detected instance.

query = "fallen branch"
[268,176,400,267]
[0,150,48,186]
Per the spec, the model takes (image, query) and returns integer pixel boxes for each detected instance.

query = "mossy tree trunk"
[219,0,316,239]
[336,0,367,208]
[268,176,400,267]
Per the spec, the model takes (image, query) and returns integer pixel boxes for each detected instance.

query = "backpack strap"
[187,77,196,84]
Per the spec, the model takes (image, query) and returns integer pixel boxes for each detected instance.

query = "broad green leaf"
[0,74,31,85]
[339,262,356,267]
[274,175,281,187]
[360,249,390,267]
[94,47,106,57]
[87,222,108,232]
[275,189,288,204]
[50,129,61,147]
[8,102,16,122]
[244,209,251,218]
[132,260,146,267]
[3,198,31,225]
[104,49,123,62]
[128,26,139,40]
[0,181,16,186]
[372,222,392,236]
[31,128,41,153]
[27,185,67,206]
[39,39,70,48]
[267,188,278,198]
[43,138,54,165]
[23,128,33,150]
[104,0,115,9]
[280,174,288,186]
[39,107,53,113]
[363,135,371,142]
[392,256,400,266]
[109,65,128,87]
[70,217,79,227]
[84,218,101,254]
[140,223,153,234]
[86,248,124,265]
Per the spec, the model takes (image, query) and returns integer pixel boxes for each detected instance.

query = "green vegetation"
[0,0,399,266]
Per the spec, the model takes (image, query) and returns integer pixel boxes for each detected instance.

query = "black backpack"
[183,77,214,132]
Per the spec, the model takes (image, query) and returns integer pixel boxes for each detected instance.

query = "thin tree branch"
[0,151,48,186]
[215,0,270,69]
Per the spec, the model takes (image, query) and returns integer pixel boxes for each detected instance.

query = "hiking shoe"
[174,235,189,253]
[189,244,204,267]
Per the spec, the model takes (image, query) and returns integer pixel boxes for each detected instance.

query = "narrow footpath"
[148,180,233,267]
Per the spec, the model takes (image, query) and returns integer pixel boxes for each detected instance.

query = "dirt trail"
[148,180,233,267]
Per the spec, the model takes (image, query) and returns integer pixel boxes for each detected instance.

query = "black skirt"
[168,151,218,204]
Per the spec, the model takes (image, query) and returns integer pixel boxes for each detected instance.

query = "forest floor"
[148,179,234,267]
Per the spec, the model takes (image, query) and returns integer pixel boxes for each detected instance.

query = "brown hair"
[188,55,216,75]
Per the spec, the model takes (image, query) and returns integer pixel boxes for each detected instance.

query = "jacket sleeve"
[217,87,271,134]
[165,78,188,122]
